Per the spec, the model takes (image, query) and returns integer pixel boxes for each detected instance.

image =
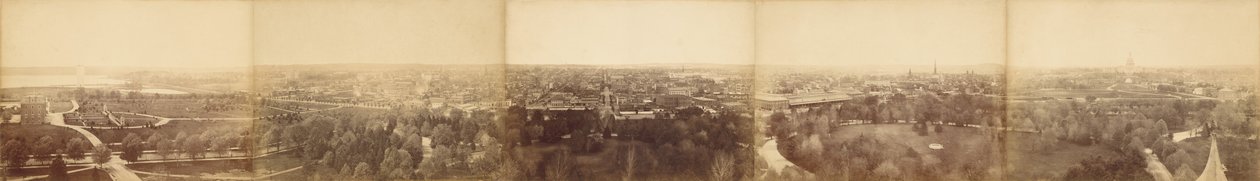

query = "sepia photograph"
[1008,0,1259,180]
[2,0,506,180]
[1,0,1257,181]
[756,0,1007,180]
[503,0,758,180]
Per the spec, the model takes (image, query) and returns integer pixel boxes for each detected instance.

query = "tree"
[48,155,69,180]
[710,152,735,181]
[92,146,112,166]
[146,133,165,150]
[121,133,144,162]
[34,136,57,164]
[183,134,205,159]
[873,159,902,180]
[2,139,29,170]
[1173,164,1196,181]
[66,138,88,161]
[157,140,176,159]
[1165,149,1192,171]
[797,134,824,162]
[546,149,573,181]
[432,124,455,148]
[353,162,371,178]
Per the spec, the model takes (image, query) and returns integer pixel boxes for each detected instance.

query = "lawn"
[88,120,251,145]
[1018,89,1174,99]
[1179,136,1259,180]
[101,100,287,118]
[0,124,86,142]
[0,165,104,181]
[47,101,75,113]
[128,151,306,179]
[1003,133,1119,180]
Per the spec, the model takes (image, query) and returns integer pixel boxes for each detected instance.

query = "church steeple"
[1126,52,1135,66]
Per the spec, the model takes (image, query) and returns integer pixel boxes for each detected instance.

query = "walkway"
[758,139,794,174]
[131,165,303,180]
[1196,137,1227,181]
[42,99,141,181]
[1171,127,1203,142]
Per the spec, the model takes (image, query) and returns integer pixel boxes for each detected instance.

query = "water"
[0,75,127,88]
[1,75,189,94]
[121,88,189,95]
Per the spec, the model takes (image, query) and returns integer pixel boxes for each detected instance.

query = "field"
[818,124,1115,180]
[102,100,289,118]
[1017,89,1176,99]
[1003,133,1119,180]
[128,151,307,180]
[1179,137,1259,180]
[88,120,251,145]
[0,124,86,142]
[47,101,75,113]
[0,166,106,181]
[0,87,75,101]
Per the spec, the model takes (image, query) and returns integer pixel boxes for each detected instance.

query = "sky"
[1010,0,1259,68]
[1,0,503,68]
[507,0,754,65]
[756,0,1006,66]
[1,0,252,68]
[254,0,503,65]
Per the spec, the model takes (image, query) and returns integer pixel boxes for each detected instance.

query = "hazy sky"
[1011,0,1259,67]
[757,0,1006,66]
[254,0,503,65]
[1,0,252,68]
[507,0,754,65]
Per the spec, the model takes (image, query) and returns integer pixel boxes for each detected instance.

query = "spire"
[1126,52,1136,66]
[933,60,938,74]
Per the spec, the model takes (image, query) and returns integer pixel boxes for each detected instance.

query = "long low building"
[755,92,852,112]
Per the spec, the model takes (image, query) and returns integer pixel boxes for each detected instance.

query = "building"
[754,94,788,111]
[1119,53,1144,75]
[20,95,48,124]
[754,92,852,113]
[667,87,697,95]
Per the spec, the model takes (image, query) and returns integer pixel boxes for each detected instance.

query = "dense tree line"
[502,105,757,180]
[259,105,499,180]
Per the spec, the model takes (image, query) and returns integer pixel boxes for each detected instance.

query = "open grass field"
[1179,136,1259,180]
[47,101,75,113]
[0,87,75,101]
[129,151,306,180]
[88,120,251,144]
[0,124,87,142]
[102,100,289,118]
[1,166,108,181]
[1017,89,1175,99]
[822,124,1116,180]
[1003,133,1119,180]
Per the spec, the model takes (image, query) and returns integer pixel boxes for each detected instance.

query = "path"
[131,165,304,180]
[1171,127,1203,142]
[758,139,794,175]
[1196,137,1227,181]
[42,99,141,181]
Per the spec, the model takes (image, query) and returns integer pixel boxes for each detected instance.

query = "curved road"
[44,100,142,181]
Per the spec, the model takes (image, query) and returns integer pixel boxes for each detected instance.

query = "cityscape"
[2,0,1258,181]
